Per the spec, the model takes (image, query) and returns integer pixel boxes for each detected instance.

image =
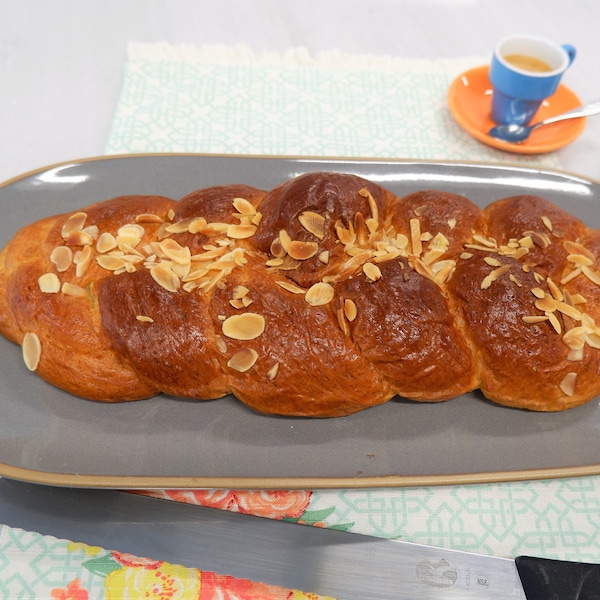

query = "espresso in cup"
[489,35,576,126]
[503,54,553,73]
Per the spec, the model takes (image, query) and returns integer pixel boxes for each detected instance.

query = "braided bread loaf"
[1,171,600,417]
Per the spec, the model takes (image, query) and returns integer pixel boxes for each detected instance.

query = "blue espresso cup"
[489,35,576,126]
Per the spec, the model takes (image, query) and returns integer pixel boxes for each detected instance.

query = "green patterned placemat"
[106,43,561,169]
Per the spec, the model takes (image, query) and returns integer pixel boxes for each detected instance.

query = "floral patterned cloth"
[0,525,335,599]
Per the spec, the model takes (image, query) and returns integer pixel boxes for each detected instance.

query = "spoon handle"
[540,100,600,127]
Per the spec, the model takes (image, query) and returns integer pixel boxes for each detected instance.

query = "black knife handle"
[516,555,600,600]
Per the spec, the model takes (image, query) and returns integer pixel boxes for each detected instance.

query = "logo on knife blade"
[415,557,459,588]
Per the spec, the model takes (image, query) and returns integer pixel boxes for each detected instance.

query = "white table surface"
[2,0,600,184]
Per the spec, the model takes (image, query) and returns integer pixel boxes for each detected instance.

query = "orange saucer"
[448,65,585,154]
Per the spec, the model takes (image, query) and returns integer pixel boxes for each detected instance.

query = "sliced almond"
[50,246,73,272]
[75,245,94,278]
[136,315,155,323]
[191,247,228,262]
[287,240,319,261]
[431,260,456,284]
[65,230,94,246]
[359,187,379,224]
[265,258,284,267]
[547,312,562,334]
[38,272,60,293]
[61,212,87,239]
[159,239,192,265]
[564,240,594,260]
[305,282,335,306]
[275,255,301,271]
[561,268,582,286]
[555,300,582,321]
[83,225,99,239]
[97,255,127,271]
[267,362,280,381]
[215,336,228,353]
[165,218,194,234]
[567,254,594,267]
[519,235,534,249]
[222,313,265,340]
[484,257,501,267]
[232,197,256,216]
[354,212,368,246]
[546,278,564,302]
[150,263,180,293]
[568,293,586,306]
[541,215,553,232]
[232,285,250,300]
[117,223,145,248]
[22,332,41,371]
[335,220,355,246]
[559,372,577,397]
[336,307,350,336]
[136,213,164,224]
[480,264,511,290]
[318,251,330,264]
[562,326,587,350]
[365,217,378,234]
[535,294,558,313]
[81,224,99,239]
[227,223,257,239]
[472,234,497,249]
[270,236,287,259]
[567,348,584,362]
[275,280,306,295]
[509,274,523,287]
[522,315,549,324]
[586,332,600,349]
[582,266,600,286]
[298,211,326,240]
[279,230,292,253]
[227,347,259,372]
[363,262,382,282]
[409,218,422,256]
[61,282,87,297]
[523,230,550,249]
[96,232,118,254]
[344,298,358,321]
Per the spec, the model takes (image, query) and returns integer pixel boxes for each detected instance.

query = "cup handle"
[562,44,576,65]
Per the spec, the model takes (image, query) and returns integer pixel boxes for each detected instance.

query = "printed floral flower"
[232,490,311,519]
[139,489,312,520]
[105,563,201,600]
[198,571,336,600]
[51,578,89,600]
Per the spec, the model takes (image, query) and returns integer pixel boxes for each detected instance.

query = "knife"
[0,478,598,599]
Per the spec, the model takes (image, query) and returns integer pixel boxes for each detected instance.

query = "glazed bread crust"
[1,172,599,416]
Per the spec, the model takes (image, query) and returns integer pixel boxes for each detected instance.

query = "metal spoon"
[488,100,600,143]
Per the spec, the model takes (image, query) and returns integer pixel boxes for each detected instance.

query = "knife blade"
[0,478,599,599]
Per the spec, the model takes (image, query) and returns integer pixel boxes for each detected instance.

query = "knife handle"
[515,555,600,600]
